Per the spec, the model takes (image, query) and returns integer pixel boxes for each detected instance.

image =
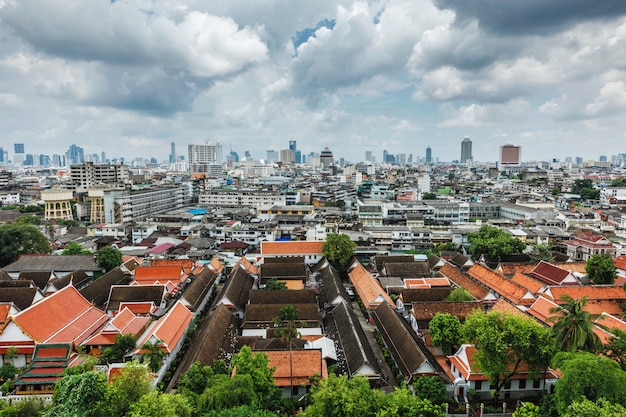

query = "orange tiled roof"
[348,261,394,309]
[615,256,626,271]
[553,262,588,274]
[583,299,623,316]
[404,278,451,288]
[209,257,224,274]
[151,259,195,274]
[511,273,545,294]
[14,286,108,345]
[259,349,328,387]
[134,266,185,283]
[467,264,534,306]
[237,257,260,275]
[490,299,526,318]
[440,262,489,300]
[595,312,626,333]
[261,241,324,255]
[135,301,193,354]
[548,285,626,302]
[499,263,536,276]
[526,296,561,326]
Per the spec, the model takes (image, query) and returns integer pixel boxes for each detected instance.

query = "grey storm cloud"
[434,0,626,35]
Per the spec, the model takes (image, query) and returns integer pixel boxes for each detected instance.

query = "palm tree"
[548,295,601,353]
[140,339,166,373]
[273,305,306,399]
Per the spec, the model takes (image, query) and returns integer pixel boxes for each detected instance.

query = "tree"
[572,179,600,200]
[229,345,280,410]
[611,178,626,187]
[548,295,601,353]
[428,313,463,355]
[322,233,356,272]
[0,223,50,267]
[128,390,192,417]
[422,192,437,200]
[140,340,166,373]
[62,242,90,255]
[603,328,626,371]
[264,278,287,291]
[585,253,617,284]
[198,373,257,412]
[104,362,153,417]
[45,371,108,417]
[201,405,279,417]
[446,288,474,302]
[463,310,555,405]
[564,398,626,417]
[467,225,526,261]
[413,376,448,405]
[528,243,553,263]
[272,305,305,399]
[102,333,136,362]
[513,403,541,417]
[96,246,123,271]
[552,351,626,414]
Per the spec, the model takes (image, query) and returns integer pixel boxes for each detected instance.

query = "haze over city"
[1,0,626,162]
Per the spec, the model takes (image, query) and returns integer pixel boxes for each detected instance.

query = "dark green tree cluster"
[61,242,91,255]
[467,225,526,260]
[322,233,356,272]
[611,178,626,187]
[548,295,601,353]
[428,313,463,355]
[0,223,51,267]
[585,253,617,284]
[572,179,600,200]
[96,246,123,271]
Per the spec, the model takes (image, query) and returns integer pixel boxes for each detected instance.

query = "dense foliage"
[61,242,91,255]
[585,253,617,284]
[96,246,123,271]
[0,223,51,267]
[428,313,463,355]
[467,225,526,260]
[446,287,474,302]
[548,295,600,353]
[322,233,356,272]
[572,179,600,200]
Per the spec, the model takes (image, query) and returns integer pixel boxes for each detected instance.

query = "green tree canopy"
[586,253,617,284]
[467,225,526,261]
[552,351,626,414]
[264,278,287,291]
[322,233,356,272]
[45,371,108,417]
[412,376,448,405]
[229,346,280,410]
[603,328,626,371]
[0,223,51,267]
[446,288,474,302]
[548,295,601,353]
[572,179,600,200]
[62,242,91,255]
[528,243,554,263]
[96,246,123,271]
[564,398,626,417]
[128,390,192,417]
[140,340,166,373]
[428,313,463,356]
[104,362,153,417]
[463,310,555,404]
[512,403,541,417]
[611,178,626,187]
[102,333,136,363]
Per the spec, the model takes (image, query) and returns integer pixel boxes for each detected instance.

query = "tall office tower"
[499,144,522,168]
[215,141,223,164]
[101,152,106,163]
[426,146,432,163]
[289,140,297,153]
[320,147,334,168]
[397,153,407,166]
[66,144,85,166]
[244,150,251,159]
[461,136,473,164]
[170,142,177,164]
[2,151,7,164]
[280,149,295,163]
[228,150,240,163]
[365,150,373,162]
[0,147,3,163]
[13,143,25,164]
[266,149,279,163]
[188,141,221,174]
[382,150,388,164]
[599,155,608,162]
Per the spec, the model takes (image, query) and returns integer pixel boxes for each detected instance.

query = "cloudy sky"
[2,0,626,164]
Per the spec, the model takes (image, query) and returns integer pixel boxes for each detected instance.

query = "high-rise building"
[280,149,295,163]
[101,152,106,163]
[382,150,388,164]
[215,141,223,164]
[266,150,279,163]
[426,146,432,163]
[461,136,472,164]
[13,143,25,164]
[289,140,297,153]
[170,142,177,164]
[499,144,522,168]
[0,147,3,163]
[365,150,373,162]
[320,147,334,168]
[188,141,221,174]
[66,144,85,166]
[599,155,608,162]
[14,143,24,154]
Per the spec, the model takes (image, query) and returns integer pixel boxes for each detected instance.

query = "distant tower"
[215,141,223,164]
[365,150,373,162]
[382,150,388,164]
[320,147,334,168]
[170,142,176,164]
[289,140,297,153]
[461,136,473,164]
[499,144,522,168]
[426,146,432,163]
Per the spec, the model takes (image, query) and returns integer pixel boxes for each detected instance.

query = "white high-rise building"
[188,141,222,174]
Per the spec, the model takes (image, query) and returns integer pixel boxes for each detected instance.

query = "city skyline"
[1,1,626,163]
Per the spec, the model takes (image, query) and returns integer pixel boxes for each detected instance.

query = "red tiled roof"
[440,262,490,300]
[595,312,626,333]
[490,299,526,318]
[259,350,328,387]
[135,301,193,354]
[529,261,579,286]
[548,285,626,302]
[499,263,536,276]
[261,241,324,255]
[615,256,626,271]
[526,296,560,326]
[151,259,194,274]
[134,266,183,283]
[348,261,394,309]
[510,273,544,294]
[14,286,108,345]
[467,264,534,306]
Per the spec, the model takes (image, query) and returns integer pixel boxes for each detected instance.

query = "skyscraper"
[14,143,24,154]
[365,150,373,162]
[188,141,220,174]
[66,144,85,166]
[289,140,297,153]
[170,142,177,164]
[320,147,334,168]
[426,146,432,163]
[461,136,472,164]
[13,143,25,164]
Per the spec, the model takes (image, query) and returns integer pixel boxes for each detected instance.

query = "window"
[504,380,511,390]
[474,381,483,391]
[519,379,526,389]
[533,379,541,389]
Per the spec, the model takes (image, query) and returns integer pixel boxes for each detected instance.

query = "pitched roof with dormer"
[13,285,108,345]
[467,264,535,306]
[347,260,394,309]
[83,307,151,347]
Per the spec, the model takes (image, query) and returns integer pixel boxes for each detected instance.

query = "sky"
[2,0,626,164]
